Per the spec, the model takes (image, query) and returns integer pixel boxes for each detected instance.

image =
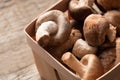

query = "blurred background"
[0,0,57,80]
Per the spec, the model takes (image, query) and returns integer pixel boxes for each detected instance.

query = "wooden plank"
[0,64,40,80]
[0,0,57,80]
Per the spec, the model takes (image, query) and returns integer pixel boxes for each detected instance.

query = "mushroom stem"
[92,3,103,14]
[106,24,116,42]
[78,0,95,7]
[35,10,71,47]
[61,52,104,80]
[61,52,86,77]
[72,39,97,58]
[47,29,82,59]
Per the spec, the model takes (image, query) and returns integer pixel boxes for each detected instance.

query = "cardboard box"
[24,0,120,80]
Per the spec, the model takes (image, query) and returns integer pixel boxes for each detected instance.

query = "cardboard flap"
[97,62,120,80]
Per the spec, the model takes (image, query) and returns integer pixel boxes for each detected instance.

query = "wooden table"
[0,0,57,80]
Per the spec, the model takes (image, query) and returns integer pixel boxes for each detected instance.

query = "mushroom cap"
[35,10,71,47]
[80,54,104,80]
[99,48,116,72]
[69,6,92,22]
[104,10,120,36]
[36,21,57,47]
[68,0,93,22]
[47,28,82,59]
[97,0,120,11]
[83,14,109,47]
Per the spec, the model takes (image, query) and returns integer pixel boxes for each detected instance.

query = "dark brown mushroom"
[68,0,95,22]
[96,0,120,11]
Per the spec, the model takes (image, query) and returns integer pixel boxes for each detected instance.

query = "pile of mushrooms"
[35,0,120,80]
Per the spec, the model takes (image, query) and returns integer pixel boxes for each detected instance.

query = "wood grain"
[0,0,57,80]
[0,64,40,80]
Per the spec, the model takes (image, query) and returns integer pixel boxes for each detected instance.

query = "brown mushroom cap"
[83,14,109,47]
[99,48,116,72]
[104,10,120,36]
[69,5,92,22]
[46,28,82,59]
[68,0,95,22]
[80,54,104,80]
[97,0,120,11]
[35,10,71,47]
